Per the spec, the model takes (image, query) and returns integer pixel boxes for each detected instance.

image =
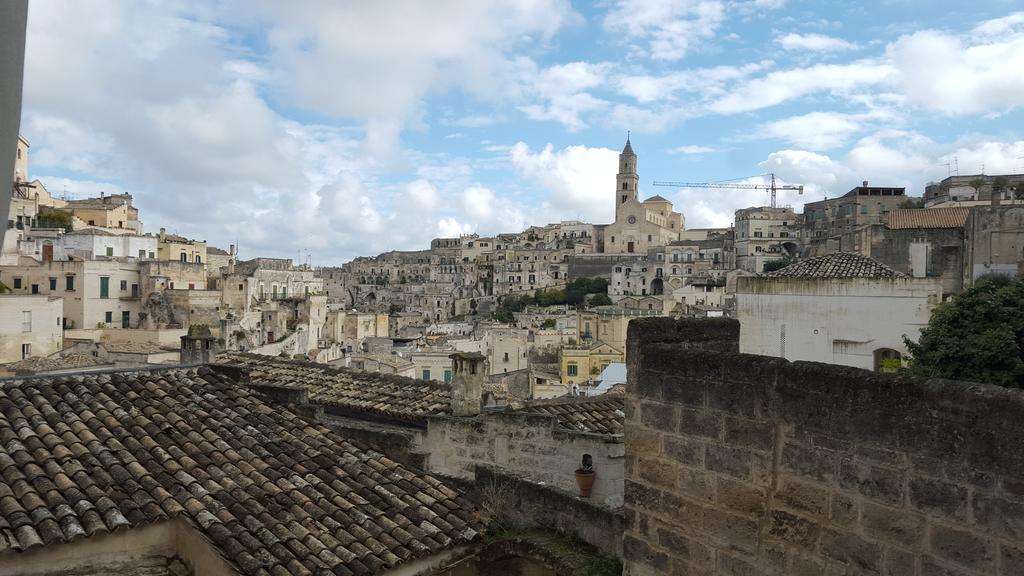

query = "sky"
[18,1,1024,265]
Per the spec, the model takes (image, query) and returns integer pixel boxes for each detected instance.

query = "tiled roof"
[643,195,670,203]
[217,353,452,425]
[0,366,479,573]
[767,252,906,279]
[3,354,107,373]
[887,207,970,229]
[519,397,625,435]
[103,341,170,354]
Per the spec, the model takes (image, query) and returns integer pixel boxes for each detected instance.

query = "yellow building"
[157,227,208,264]
[577,306,663,353]
[65,193,142,232]
[561,341,623,385]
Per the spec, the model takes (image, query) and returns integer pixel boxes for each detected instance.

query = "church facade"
[598,138,684,254]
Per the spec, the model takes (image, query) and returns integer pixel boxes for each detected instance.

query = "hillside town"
[4,2,1024,576]
[4,134,1023,386]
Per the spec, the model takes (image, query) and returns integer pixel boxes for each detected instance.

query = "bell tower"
[616,134,639,217]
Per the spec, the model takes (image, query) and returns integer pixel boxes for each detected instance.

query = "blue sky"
[18,1,1024,264]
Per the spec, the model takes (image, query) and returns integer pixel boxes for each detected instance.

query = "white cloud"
[510,142,619,223]
[670,145,719,155]
[405,179,440,211]
[518,61,613,130]
[709,61,895,114]
[603,0,725,60]
[462,186,496,220]
[777,32,858,52]
[437,217,476,238]
[972,12,1024,37]
[886,29,1024,115]
[751,110,896,150]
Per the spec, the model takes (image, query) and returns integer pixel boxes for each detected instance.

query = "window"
[105,246,114,257]
[66,275,75,291]
[13,278,21,289]
[148,251,155,259]
[105,311,113,324]
[444,369,452,383]
[195,255,201,264]
[120,280,127,291]
[121,311,130,328]
[31,284,39,294]
[49,277,56,291]
[22,311,31,333]
[21,343,30,360]
[139,249,146,258]
[503,352,509,362]
[567,363,578,377]
[753,231,763,238]
[180,253,187,262]
[648,235,652,242]
[622,182,628,190]
[99,277,110,299]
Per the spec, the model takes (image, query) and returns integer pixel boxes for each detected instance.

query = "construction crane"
[652,173,803,209]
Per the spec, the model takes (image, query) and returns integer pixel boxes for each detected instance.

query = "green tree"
[969,177,988,199]
[589,293,613,306]
[905,275,1024,387]
[897,197,925,209]
[992,176,1011,200]
[541,318,557,329]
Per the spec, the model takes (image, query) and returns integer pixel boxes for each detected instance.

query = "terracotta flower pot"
[575,470,595,497]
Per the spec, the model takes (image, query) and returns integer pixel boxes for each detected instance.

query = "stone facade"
[624,317,1024,576]
[425,409,625,507]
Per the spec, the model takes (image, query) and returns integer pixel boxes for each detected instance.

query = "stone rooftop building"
[0,365,481,575]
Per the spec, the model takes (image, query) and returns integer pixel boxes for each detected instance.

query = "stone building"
[734,206,798,272]
[599,137,683,254]
[0,259,142,329]
[64,192,142,233]
[157,227,207,264]
[802,182,906,254]
[0,364,480,575]
[0,293,62,363]
[924,172,1024,206]
[736,252,941,370]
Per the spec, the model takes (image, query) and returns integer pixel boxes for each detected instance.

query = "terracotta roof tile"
[767,252,906,279]
[216,353,452,425]
[518,397,625,435]
[0,366,479,573]
[887,207,970,229]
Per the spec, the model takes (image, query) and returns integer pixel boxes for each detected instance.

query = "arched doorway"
[874,348,902,372]
[651,278,664,295]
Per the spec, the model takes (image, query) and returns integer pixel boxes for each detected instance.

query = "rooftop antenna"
[954,156,959,176]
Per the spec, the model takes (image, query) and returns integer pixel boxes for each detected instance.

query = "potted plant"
[575,454,595,498]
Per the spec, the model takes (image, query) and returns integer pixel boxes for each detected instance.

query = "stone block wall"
[623,317,1024,576]
[425,411,624,507]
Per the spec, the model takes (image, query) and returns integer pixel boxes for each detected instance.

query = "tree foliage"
[905,275,1024,388]
[588,293,613,306]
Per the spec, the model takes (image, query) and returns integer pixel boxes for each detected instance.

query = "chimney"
[862,181,869,188]
[449,352,485,416]
[159,227,166,242]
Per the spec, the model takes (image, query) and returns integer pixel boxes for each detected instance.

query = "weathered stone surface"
[972,492,1024,541]
[664,434,704,466]
[703,508,758,553]
[929,524,994,573]
[830,492,859,528]
[679,408,723,440]
[861,501,924,549]
[776,478,829,517]
[839,459,903,505]
[725,416,774,451]
[623,318,1024,576]
[782,442,837,483]
[883,546,916,576]
[716,477,765,516]
[624,534,670,573]
[641,400,677,433]
[768,509,820,550]
[821,529,882,574]
[625,479,662,511]
[909,476,968,519]
[638,456,677,489]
